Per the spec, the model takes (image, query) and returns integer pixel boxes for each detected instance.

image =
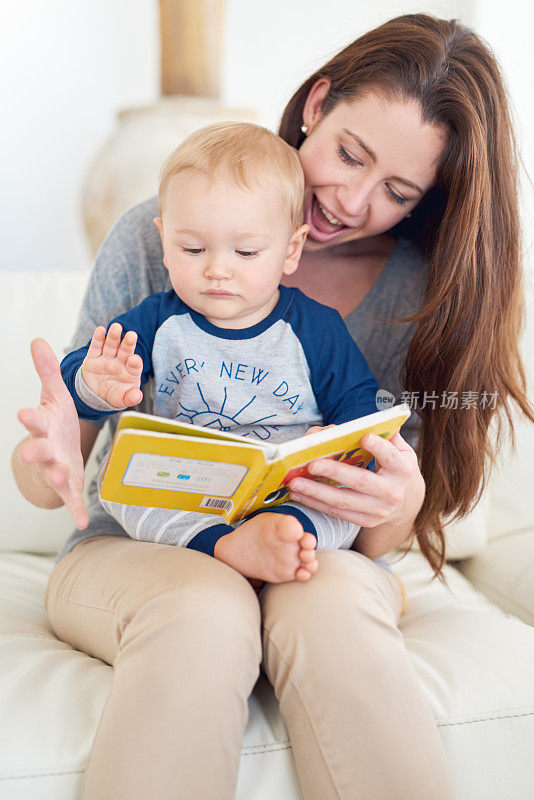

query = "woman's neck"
[281,233,397,318]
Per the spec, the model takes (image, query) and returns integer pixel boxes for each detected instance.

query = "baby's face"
[154,170,306,329]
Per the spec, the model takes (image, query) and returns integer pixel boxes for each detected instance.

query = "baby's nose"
[204,258,232,280]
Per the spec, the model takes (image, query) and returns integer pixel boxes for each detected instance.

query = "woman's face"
[299,80,446,251]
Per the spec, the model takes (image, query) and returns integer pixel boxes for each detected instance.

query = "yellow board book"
[100,404,411,523]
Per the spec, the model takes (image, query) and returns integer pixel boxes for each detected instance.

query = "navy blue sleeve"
[288,292,379,425]
[61,291,178,420]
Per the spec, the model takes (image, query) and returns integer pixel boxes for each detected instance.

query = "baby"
[61,122,379,583]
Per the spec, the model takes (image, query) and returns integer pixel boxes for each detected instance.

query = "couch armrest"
[455,528,534,625]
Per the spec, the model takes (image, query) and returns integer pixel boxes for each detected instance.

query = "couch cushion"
[457,528,534,626]
[1,550,533,800]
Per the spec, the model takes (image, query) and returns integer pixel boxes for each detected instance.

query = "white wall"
[0,0,158,272]
[1,0,532,271]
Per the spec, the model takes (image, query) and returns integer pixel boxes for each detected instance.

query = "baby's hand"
[81,323,143,408]
[305,424,337,436]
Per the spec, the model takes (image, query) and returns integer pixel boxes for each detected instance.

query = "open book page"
[115,410,277,451]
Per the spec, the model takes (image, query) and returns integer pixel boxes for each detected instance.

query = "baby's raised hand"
[82,323,143,408]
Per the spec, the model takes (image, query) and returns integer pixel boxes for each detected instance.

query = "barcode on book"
[200,497,234,512]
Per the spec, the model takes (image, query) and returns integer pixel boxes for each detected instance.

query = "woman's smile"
[304,192,364,243]
[306,193,349,241]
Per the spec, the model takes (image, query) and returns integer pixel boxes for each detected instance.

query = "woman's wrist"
[11,437,64,510]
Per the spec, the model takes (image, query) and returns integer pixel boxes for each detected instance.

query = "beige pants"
[45,536,454,800]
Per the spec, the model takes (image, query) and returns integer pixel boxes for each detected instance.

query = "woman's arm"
[288,431,425,559]
[12,339,99,528]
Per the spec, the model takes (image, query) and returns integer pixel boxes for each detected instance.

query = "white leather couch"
[2,268,534,799]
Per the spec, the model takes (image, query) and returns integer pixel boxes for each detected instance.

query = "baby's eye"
[182,248,204,255]
[236,250,258,258]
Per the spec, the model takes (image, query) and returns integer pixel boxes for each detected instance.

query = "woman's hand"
[15,338,89,529]
[288,431,425,558]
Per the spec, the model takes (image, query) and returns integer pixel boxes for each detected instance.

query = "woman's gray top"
[55,197,424,564]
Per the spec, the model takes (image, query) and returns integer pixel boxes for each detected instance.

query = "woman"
[12,14,533,800]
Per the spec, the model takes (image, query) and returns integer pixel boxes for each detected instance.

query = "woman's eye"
[183,248,204,255]
[386,186,408,206]
[236,250,258,258]
[338,143,409,207]
[337,145,362,167]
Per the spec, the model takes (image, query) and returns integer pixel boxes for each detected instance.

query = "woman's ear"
[302,78,331,131]
[153,217,168,269]
[283,224,310,276]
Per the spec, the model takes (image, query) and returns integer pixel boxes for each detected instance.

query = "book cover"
[100,404,411,523]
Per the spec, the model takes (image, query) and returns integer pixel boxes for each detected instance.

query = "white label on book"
[122,453,248,496]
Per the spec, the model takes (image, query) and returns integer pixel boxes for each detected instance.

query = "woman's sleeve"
[67,197,164,353]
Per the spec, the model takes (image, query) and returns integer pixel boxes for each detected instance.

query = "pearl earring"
[301,124,308,134]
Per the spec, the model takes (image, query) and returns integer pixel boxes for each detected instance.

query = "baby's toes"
[273,514,304,542]
[295,565,317,581]
[299,531,317,550]
[304,559,319,574]
[299,547,317,564]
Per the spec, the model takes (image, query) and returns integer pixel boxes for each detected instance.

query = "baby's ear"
[153,218,168,269]
[283,224,309,276]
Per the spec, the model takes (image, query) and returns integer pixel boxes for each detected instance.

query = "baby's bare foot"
[214,512,313,583]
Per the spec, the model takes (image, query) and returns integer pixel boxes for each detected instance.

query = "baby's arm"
[80,323,144,409]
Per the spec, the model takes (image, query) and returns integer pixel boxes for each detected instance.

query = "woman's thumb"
[30,338,66,396]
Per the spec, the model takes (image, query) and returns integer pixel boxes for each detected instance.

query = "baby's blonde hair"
[158,122,305,229]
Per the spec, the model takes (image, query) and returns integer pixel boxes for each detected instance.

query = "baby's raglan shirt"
[62,286,378,433]
[61,285,378,554]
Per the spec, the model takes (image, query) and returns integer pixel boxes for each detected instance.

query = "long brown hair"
[279,14,534,581]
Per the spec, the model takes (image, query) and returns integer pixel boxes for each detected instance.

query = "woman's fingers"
[289,491,382,527]
[17,406,49,436]
[290,482,392,521]
[359,432,414,474]
[287,431,419,526]
[296,433,413,498]
[30,338,68,399]
[46,465,89,530]
[294,459,386,501]
[19,436,55,465]
[66,493,89,530]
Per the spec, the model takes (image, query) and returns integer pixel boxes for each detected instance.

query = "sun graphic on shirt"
[175,382,279,433]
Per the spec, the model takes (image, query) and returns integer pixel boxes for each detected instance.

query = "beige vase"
[82,98,257,256]
[82,0,258,256]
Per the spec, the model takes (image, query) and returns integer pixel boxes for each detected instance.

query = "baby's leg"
[98,461,234,551]
[277,501,361,550]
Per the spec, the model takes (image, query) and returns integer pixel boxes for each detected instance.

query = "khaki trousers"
[45,536,454,800]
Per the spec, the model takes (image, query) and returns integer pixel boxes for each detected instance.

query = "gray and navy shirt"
[61,286,378,434]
